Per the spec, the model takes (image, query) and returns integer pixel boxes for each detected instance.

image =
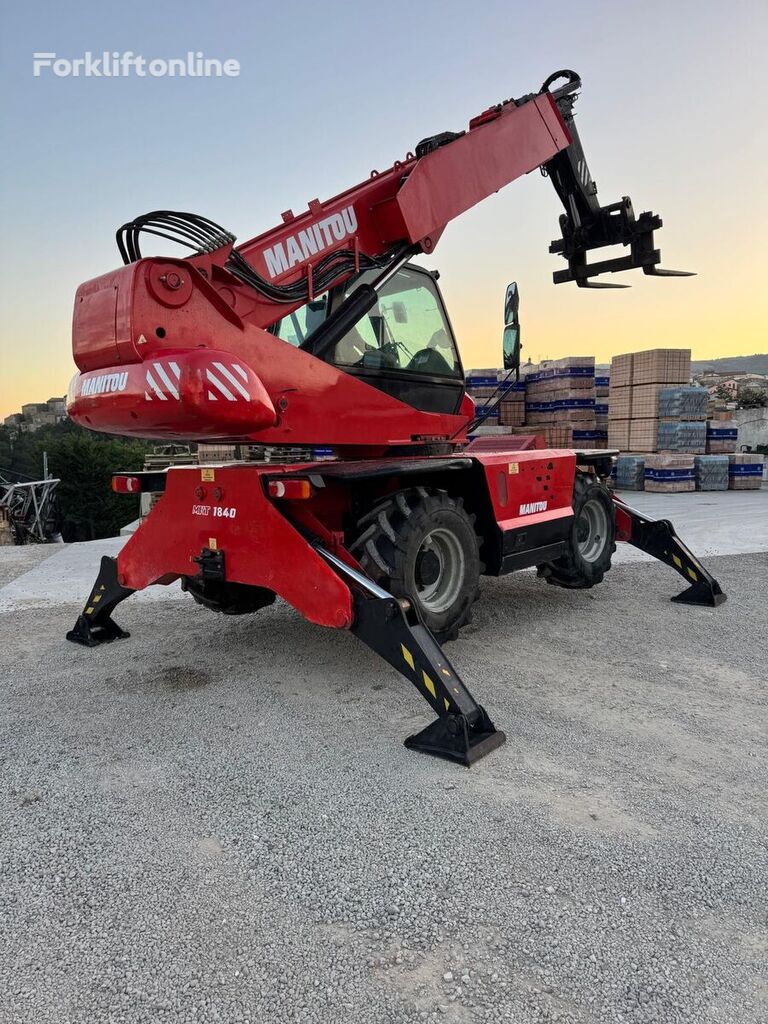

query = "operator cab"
[273,264,465,415]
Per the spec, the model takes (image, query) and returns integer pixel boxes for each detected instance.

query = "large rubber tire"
[537,472,616,589]
[350,487,481,642]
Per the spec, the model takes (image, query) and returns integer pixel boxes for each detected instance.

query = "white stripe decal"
[232,363,248,382]
[213,361,250,400]
[144,390,152,401]
[206,368,236,401]
[154,362,180,400]
[145,369,168,401]
[207,390,218,401]
[168,361,181,380]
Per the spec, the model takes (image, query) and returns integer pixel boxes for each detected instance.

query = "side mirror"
[502,281,521,373]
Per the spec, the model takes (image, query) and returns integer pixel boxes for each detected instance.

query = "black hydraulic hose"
[114,209,401,309]
[116,210,235,264]
[540,69,581,101]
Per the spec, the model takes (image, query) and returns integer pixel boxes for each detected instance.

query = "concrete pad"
[0,538,187,613]
[0,489,764,612]
[611,488,768,562]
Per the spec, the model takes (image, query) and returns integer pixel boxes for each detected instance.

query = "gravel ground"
[1,551,766,1024]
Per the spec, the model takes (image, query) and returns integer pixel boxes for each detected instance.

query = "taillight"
[267,478,313,500]
[112,475,141,493]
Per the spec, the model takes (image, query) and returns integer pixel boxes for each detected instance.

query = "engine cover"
[67,349,276,440]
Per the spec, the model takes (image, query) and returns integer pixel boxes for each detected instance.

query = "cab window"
[274,295,329,347]
[333,268,461,377]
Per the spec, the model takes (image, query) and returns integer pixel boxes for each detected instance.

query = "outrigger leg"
[318,545,505,766]
[66,556,134,646]
[613,497,726,607]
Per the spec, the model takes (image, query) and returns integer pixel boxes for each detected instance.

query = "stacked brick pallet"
[644,454,695,493]
[656,413,707,453]
[694,455,729,491]
[612,452,755,494]
[465,368,502,427]
[614,455,645,490]
[498,380,526,426]
[607,349,708,453]
[495,424,603,448]
[464,359,614,449]
[595,369,610,439]
[595,371,611,398]
[523,357,607,448]
[462,352,760,496]
[525,357,596,424]
[706,420,739,454]
[728,453,765,490]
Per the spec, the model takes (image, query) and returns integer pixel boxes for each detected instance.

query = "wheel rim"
[575,498,609,563]
[414,527,466,614]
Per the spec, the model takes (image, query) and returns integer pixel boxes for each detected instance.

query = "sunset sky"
[1,0,766,420]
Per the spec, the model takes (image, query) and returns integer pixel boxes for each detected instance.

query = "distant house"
[707,379,739,398]
[5,397,67,433]
[47,398,66,417]
[706,374,768,398]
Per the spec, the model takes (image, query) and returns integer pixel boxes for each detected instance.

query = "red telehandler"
[66,71,724,765]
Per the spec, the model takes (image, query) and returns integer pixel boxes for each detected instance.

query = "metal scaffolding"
[0,476,60,543]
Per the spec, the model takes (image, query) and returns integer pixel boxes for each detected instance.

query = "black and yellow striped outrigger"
[317,545,505,765]
[612,497,726,607]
